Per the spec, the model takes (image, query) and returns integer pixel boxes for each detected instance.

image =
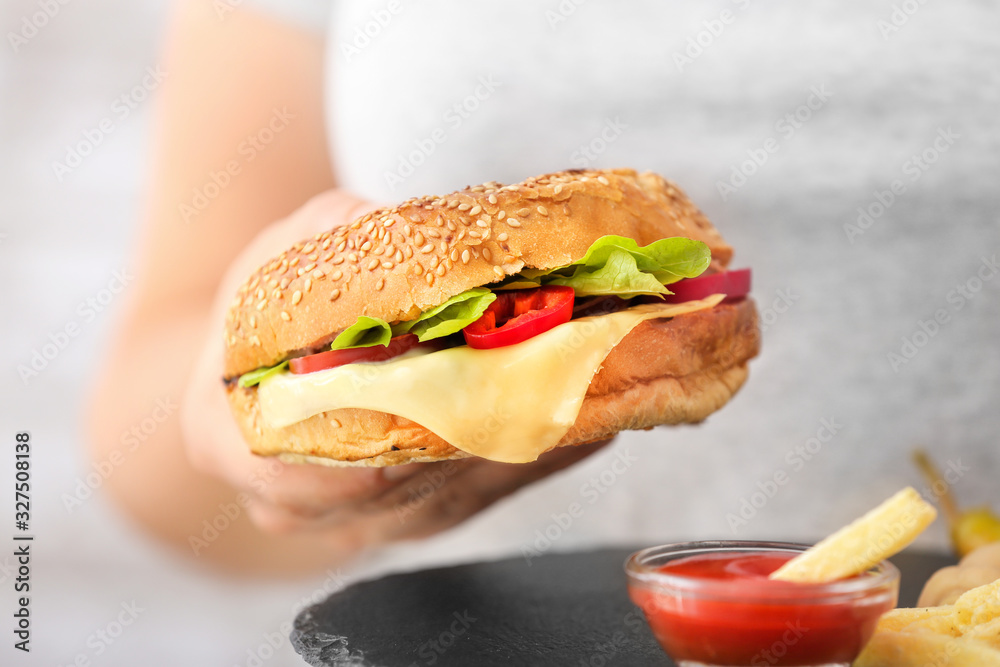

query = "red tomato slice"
[662,268,751,304]
[289,334,420,374]
[463,286,575,349]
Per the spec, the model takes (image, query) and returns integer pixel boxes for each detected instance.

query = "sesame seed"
[312,269,325,279]
[502,254,515,264]
[322,252,334,262]
[483,248,492,262]
[435,264,446,276]
[348,253,358,262]
[414,232,425,245]
[420,243,434,254]
[376,278,385,290]
[321,238,332,250]
[292,291,302,305]
[450,248,459,261]
[458,203,471,212]
[426,228,441,238]
[498,210,506,220]
[497,232,509,242]
[435,216,445,227]
[332,256,345,265]
[414,264,424,276]
[360,241,372,252]
[381,261,393,269]
[268,278,278,288]
[488,194,497,204]
[429,256,439,269]
[448,200,460,209]
[537,206,548,216]
[403,246,413,259]
[255,287,265,299]
[297,268,306,276]
[280,311,291,321]
[461,249,471,264]
[367,258,379,270]
[439,241,447,252]
[395,250,403,263]
[469,205,482,216]
[256,299,268,310]
[506,218,521,227]
[330,289,340,301]
[331,418,342,428]
[384,218,395,227]
[336,241,347,252]
[446,220,456,231]
[347,239,356,250]
[553,184,563,195]
[425,272,435,285]
[517,208,531,217]
[476,219,489,228]
[468,230,481,239]
[250,335,261,346]
[365,221,376,234]
[271,289,281,300]
[493,266,505,278]
[597,176,610,185]
[331,269,343,280]
[308,253,319,261]
[249,316,256,328]
[303,243,315,253]
[304,278,313,292]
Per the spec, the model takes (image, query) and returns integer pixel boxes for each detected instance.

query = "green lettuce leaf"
[393,288,496,341]
[518,235,710,298]
[238,361,288,388]
[330,316,393,350]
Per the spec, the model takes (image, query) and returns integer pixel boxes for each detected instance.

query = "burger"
[223,169,759,466]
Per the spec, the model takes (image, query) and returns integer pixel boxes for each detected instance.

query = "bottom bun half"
[226,299,760,467]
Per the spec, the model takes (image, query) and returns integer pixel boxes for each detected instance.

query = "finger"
[380,440,612,541]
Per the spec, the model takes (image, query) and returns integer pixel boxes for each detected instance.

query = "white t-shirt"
[250,0,1000,573]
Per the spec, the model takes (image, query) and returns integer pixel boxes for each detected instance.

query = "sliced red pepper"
[463,286,575,349]
[289,334,420,374]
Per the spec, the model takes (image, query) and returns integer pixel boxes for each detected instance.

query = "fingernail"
[382,462,422,482]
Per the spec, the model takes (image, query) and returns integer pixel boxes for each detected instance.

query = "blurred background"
[2,0,998,664]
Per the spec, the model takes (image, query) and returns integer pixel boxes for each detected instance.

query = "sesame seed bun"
[222,168,758,466]
[223,168,732,378]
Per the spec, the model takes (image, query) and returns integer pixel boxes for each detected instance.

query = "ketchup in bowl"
[625,541,899,667]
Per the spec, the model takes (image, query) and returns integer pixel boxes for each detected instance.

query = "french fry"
[770,487,937,583]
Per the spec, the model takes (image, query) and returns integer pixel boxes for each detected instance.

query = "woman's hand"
[180,189,609,548]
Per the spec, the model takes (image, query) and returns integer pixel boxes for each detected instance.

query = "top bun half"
[223,169,733,378]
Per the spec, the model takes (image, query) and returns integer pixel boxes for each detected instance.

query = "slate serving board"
[291,547,955,667]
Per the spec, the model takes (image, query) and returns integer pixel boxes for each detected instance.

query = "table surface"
[290,546,955,667]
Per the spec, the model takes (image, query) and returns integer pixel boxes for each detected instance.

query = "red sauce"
[629,551,894,666]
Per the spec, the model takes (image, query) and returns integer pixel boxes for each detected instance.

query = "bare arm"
[88,0,607,576]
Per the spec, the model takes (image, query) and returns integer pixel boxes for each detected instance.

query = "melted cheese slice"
[258,294,724,463]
